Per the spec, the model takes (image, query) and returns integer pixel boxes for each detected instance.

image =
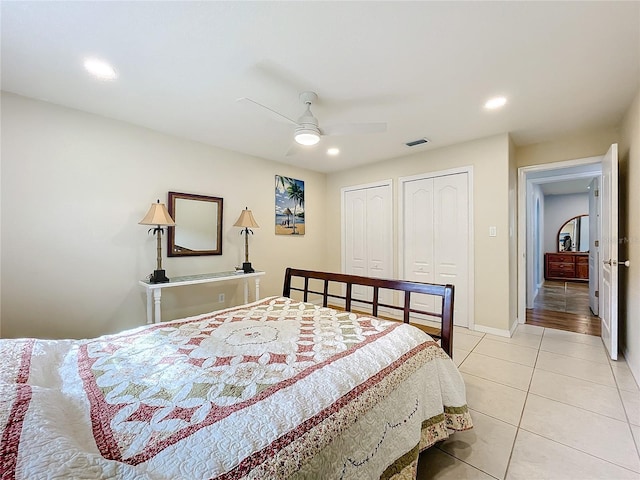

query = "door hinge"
[595,190,599,197]
[595,290,599,298]
[595,240,599,247]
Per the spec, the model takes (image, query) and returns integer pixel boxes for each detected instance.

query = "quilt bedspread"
[1,296,471,479]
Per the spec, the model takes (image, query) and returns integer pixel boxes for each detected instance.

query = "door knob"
[604,259,631,267]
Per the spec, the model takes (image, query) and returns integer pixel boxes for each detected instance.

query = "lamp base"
[242,262,255,273]
[149,269,170,283]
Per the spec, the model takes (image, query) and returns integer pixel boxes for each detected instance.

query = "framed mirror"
[557,214,589,252]
[167,191,223,256]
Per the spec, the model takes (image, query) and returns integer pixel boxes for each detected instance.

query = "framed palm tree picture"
[275,175,305,235]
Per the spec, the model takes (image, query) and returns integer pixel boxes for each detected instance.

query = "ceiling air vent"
[405,138,430,147]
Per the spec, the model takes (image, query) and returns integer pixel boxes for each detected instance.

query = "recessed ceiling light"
[83,58,117,81]
[327,148,340,156]
[484,96,507,110]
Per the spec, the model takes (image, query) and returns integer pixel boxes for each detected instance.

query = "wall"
[527,184,545,307]
[508,135,518,333]
[516,127,620,167]
[619,86,640,385]
[0,93,327,339]
[543,193,589,253]
[326,134,513,334]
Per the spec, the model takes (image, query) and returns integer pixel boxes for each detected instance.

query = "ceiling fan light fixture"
[294,127,320,146]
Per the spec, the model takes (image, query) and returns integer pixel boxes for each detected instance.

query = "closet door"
[344,184,393,304]
[403,178,436,312]
[344,188,368,279]
[433,173,469,326]
[402,173,469,326]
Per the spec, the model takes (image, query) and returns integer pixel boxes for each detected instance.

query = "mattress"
[1,296,471,479]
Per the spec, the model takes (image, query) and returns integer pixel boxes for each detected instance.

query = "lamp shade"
[233,207,259,228]
[139,200,175,226]
[294,127,320,146]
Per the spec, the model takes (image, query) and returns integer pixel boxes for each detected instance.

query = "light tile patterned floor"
[417,325,640,479]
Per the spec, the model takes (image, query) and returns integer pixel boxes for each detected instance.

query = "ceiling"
[528,162,602,196]
[1,2,639,174]
[539,177,595,196]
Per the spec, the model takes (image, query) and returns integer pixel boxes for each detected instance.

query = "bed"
[1,268,471,479]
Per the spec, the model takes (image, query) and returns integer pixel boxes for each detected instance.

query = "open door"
[588,177,600,315]
[600,143,618,360]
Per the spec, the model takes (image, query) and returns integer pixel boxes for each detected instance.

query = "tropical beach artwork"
[275,175,305,235]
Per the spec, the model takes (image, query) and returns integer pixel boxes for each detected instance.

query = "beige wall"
[508,135,518,332]
[619,86,640,384]
[516,127,620,167]
[0,93,327,339]
[326,134,513,334]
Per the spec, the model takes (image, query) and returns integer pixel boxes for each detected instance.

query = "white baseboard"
[473,323,513,338]
[622,345,640,390]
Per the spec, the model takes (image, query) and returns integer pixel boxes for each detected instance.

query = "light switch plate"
[489,226,497,237]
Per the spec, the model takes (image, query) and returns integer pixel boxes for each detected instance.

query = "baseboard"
[473,324,512,338]
[622,345,640,390]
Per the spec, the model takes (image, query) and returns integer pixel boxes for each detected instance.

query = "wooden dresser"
[544,253,589,281]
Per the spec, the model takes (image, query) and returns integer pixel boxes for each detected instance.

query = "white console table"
[139,271,265,324]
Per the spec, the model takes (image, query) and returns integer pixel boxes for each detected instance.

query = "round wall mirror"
[557,215,589,252]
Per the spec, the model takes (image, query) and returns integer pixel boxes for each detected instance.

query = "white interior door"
[434,174,469,325]
[403,178,436,312]
[600,144,618,360]
[343,183,392,305]
[402,172,469,326]
[588,176,600,315]
[365,187,393,281]
[344,189,367,279]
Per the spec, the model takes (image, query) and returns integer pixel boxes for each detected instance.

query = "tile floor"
[417,324,640,479]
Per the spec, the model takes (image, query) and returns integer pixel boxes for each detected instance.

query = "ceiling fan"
[237,91,387,150]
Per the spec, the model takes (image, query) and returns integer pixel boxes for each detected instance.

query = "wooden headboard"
[282,268,455,357]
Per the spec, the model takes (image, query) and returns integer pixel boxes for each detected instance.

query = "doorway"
[517,156,603,335]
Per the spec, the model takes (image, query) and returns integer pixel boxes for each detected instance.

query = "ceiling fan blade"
[286,142,317,157]
[321,122,387,136]
[285,143,301,157]
[236,97,297,125]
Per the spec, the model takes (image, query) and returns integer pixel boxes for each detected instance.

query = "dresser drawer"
[551,254,576,263]
[576,256,589,265]
[548,263,575,277]
[549,262,574,271]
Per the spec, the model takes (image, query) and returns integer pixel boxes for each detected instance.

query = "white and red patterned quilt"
[1,297,471,479]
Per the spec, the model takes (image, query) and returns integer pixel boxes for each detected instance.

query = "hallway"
[526,281,601,336]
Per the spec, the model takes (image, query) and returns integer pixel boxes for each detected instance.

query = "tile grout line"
[434,446,501,479]
[503,326,544,480]
[608,353,640,462]
[515,426,640,476]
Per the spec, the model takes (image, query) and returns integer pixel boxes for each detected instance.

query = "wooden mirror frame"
[557,214,589,253]
[167,191,223,257]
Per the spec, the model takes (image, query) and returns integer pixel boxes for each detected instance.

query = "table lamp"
[139,199,175,283]
[233,207,259,273]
